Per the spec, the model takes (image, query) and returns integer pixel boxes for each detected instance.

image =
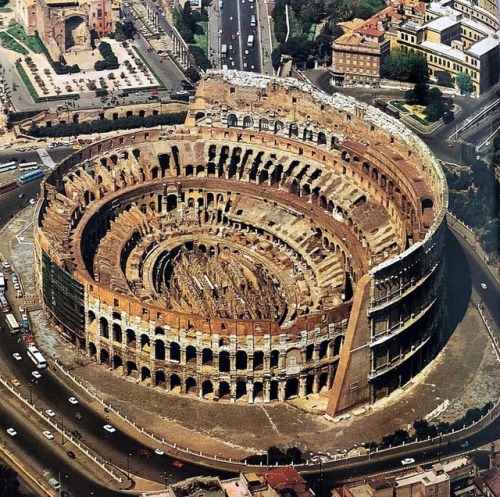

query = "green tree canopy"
[382,49,429,83]
[435,70,454,88]
[456,71,474,94]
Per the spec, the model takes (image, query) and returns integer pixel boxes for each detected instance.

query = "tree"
[424,101,445,122]
[271,48,282,70]
[382,49,429,83]
[435,70,453,88]
[456,72,474,95]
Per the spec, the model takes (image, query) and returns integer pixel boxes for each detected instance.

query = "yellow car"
[11,379,21,387]
[73,145,82,150]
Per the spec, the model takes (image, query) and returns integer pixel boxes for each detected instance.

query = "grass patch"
[132,46,165,88]
[410,114,430,126]
[15,63,38,102]
[391,100,410,113]
[193,21,208,55]
[7,23,45,53]
[0,7,13,12]
[0,31,28,55]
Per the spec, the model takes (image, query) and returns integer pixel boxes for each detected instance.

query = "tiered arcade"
[35,72,448,414]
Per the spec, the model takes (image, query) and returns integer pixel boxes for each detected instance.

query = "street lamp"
[164,471,168,488]
[438,433,443,462]
[28,382,33,404]
[61,416,65,445]
[127,453,131,479]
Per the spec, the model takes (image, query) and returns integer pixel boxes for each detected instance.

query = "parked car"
[32,371,42,379]
[7,428,17,436]
[68,396,79,405]
[67,450,76,459]
[103,424,116,433]
[401,458,415,466]
[172,460,184,468]
[13,353,22,361]
[46,409,56,417]
[154,448,165,456]
[43,430,55,440]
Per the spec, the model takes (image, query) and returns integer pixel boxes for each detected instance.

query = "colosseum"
[35,71,448,416]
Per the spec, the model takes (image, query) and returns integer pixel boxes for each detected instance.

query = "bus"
[18,162,39,171]
[18,169,43,185]
[0,293,10,313]
[221,43,228,58]
[0,181,18,195]
[250,14,257,26]
[6,313,20,334]
[27,346,47,369]
[247,35,254,47]
[0,272,4,292]
[0,162,17,173]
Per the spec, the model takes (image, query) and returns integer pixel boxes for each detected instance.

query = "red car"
[172,460,184,468]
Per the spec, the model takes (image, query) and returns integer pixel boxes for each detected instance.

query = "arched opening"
[253,351,264,370]
[112,355,123,370]
[219,351,230,372]
[126,329,136,346]
[186,345,197,364]
[306,375,314,395]
[236,381,247,400]
[253,382,264,402]
[306,344,314,362]
[155,340,165,360]
[87,310,96,324]
[243,115,253,128]
[88,342,97,357]
[333,336,343,356]
[141,366,151,382]
[112,323,122,343]
[319,340,328,359]
[227,113,238,127]
[99,318,109,339]
[170,374,181,392]
[185,377,197,395]
[285,378,299,399]
[270,350,279,368]
[140,334,150,351]
[202,380,214,397]
[319,372,329,392]
[270,380,279,400]
[126,361,137,376]
[202,348,213,365]
[218,381,230,399]
[236,350,247,370]
[99,348,109,364]
[170,342,181,361]
[155,370,166,387]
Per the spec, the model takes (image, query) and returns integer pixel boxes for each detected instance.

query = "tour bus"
[0,161,17,174]
[221,43,228,58]
[0,293,10,313]
[27,346,47,369]
[6,313,20,334]
[18,168,43,185]
[247,34,254,47]
[0,272,4,292]
[250,14,257,26]
[17,161,39,171]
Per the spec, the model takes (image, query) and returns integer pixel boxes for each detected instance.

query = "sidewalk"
[0,207,498,463]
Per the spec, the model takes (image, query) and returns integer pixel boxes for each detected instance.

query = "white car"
[46,409,56,417]
[68,397,79,405]
[29,199,36,205]
[401,457,416,466]
[7,428,17,437]
[32,371,42,379]
[154,448,165,456]
[103,424,116,433]
[43,430,55,440]
[480,283,487,290]
[13,353,22,361]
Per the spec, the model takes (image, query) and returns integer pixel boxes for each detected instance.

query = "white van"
[48,478,61,490]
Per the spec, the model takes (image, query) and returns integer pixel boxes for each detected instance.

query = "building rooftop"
[426,15,459,31]
[420,39,466,60]
[467,31,500,56]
